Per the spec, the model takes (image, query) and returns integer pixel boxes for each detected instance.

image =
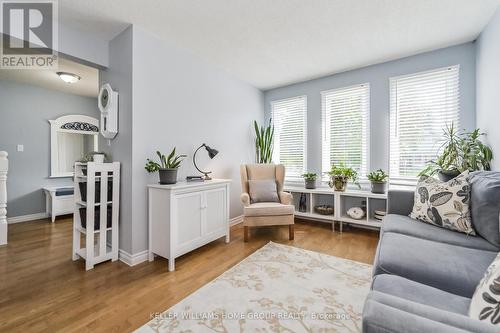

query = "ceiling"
[58,0,500,90]
[0,57,99,97]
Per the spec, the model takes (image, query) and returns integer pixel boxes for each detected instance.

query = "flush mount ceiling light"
[56,72,81,83]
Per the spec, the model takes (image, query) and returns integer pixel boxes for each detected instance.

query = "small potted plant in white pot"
[367,169,388,194]
[145,148,187,184]
[327,163,360,191]
[301,173,317,189]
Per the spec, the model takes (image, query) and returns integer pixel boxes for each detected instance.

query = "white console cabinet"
[148,179,231,271]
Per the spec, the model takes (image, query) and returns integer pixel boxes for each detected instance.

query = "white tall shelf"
[72,162,120,270]
[284,185,388,232]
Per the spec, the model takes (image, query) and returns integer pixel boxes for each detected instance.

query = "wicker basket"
[314,205,334,215]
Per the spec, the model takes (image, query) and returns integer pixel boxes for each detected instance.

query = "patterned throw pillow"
[469,253,500,326]
[409,171,475,235]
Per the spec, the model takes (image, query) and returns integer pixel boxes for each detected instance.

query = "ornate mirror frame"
[49,115,99,178]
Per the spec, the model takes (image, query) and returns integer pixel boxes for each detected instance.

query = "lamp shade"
[205,145,218,159]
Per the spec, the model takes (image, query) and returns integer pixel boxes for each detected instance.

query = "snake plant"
[254,119,274,163]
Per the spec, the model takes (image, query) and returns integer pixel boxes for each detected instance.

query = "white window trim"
[321,83,370,180]
[271,95,307,181]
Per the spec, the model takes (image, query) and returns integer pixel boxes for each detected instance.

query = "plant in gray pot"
[145,148,187,184]
[302,173,317,189]
[367,169,388,194]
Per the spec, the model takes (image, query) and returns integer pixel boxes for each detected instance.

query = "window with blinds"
[321,84,370,178]
[389,65,460,180]
[271,96,307,180]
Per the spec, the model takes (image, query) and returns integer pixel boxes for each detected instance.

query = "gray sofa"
[363,171,500,333]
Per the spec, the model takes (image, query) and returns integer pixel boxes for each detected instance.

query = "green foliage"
[367,169,388,182]
[301,173,317,181]
[419,124,493,177]
[78,151,110,163]
[145,148,187,173]
[327,163,360,188]
[254,119,274,163]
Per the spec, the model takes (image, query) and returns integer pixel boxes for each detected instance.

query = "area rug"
[137,242,372,333]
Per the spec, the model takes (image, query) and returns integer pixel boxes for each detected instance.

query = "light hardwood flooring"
[0,217,379,332]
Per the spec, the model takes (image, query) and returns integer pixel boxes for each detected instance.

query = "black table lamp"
[193,143,219,180]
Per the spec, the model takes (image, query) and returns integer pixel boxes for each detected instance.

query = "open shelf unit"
[72,162,120,270]
[284,185,387,232]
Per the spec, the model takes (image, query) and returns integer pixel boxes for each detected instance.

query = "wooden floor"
[0,217,379,333]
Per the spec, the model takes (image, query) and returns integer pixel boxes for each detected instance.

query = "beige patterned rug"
[137,242,372,333]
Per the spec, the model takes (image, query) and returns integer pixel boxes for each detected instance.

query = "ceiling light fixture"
[57,72,81,83]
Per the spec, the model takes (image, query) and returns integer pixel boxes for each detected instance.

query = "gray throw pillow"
[470,171,500,247]
[469,252,500,325]
[410,171,475,235]
[248,180,279,203]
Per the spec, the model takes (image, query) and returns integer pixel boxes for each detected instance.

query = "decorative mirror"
[49,115,99,177]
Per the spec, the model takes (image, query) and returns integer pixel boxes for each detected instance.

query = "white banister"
[0,151,8,245]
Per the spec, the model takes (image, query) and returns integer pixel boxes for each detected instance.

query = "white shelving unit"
[284,185,387,232]
[72,162,120,270]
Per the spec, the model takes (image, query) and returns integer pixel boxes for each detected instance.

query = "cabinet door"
[204,187,227,235]
[173,191,203,250]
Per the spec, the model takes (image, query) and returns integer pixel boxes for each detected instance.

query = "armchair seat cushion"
[244,202,294,217]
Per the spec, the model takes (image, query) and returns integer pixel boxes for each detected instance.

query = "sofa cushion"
[374,232,497,297]
[248,179,279,203]
[382,214,499,251]
[244,202,294,217]
[372,274,470,315]
[410,172,475,235]
[469,252,500,326]
[470,171,500,247]
[364,291,499,333]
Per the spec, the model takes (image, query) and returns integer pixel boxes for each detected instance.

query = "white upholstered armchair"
[240,164,294,242]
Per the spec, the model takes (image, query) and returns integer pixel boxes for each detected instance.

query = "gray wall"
[476,8,500,171]
[264,43,477,176]
[101,25,264,254]
[0,80,98,217]
[98,26,134,253]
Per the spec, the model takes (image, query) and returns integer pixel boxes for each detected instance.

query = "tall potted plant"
[145,148,187,184]
[327,163,360,191]
[254,119,274,163]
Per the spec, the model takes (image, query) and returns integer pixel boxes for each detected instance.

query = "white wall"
[476,8,500,171]
[101,25,264,254]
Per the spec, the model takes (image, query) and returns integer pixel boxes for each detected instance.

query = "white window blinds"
[271,96,307,180]
[390,65,460,180]
[321,84,370,178]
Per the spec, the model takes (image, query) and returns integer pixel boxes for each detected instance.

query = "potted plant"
[367,169,389,194]
[78,151,110,163]
[420,124,493,181]
[327,163,360,191]
[301,173,317,189]
[254,119,274,163]
[145,148,187,184]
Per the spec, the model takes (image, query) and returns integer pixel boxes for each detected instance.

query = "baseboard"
[119,249,149,266]
[7,212,49,224]
[230,215,243,226]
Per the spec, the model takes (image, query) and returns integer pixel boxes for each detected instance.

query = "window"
[271,96,307,180]
[321,84,370,178]
[390,65,460,180]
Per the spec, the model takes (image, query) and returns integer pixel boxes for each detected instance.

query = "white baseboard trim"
[230,215,243,226]
[7,212,49,224]
[119,249,149,266]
